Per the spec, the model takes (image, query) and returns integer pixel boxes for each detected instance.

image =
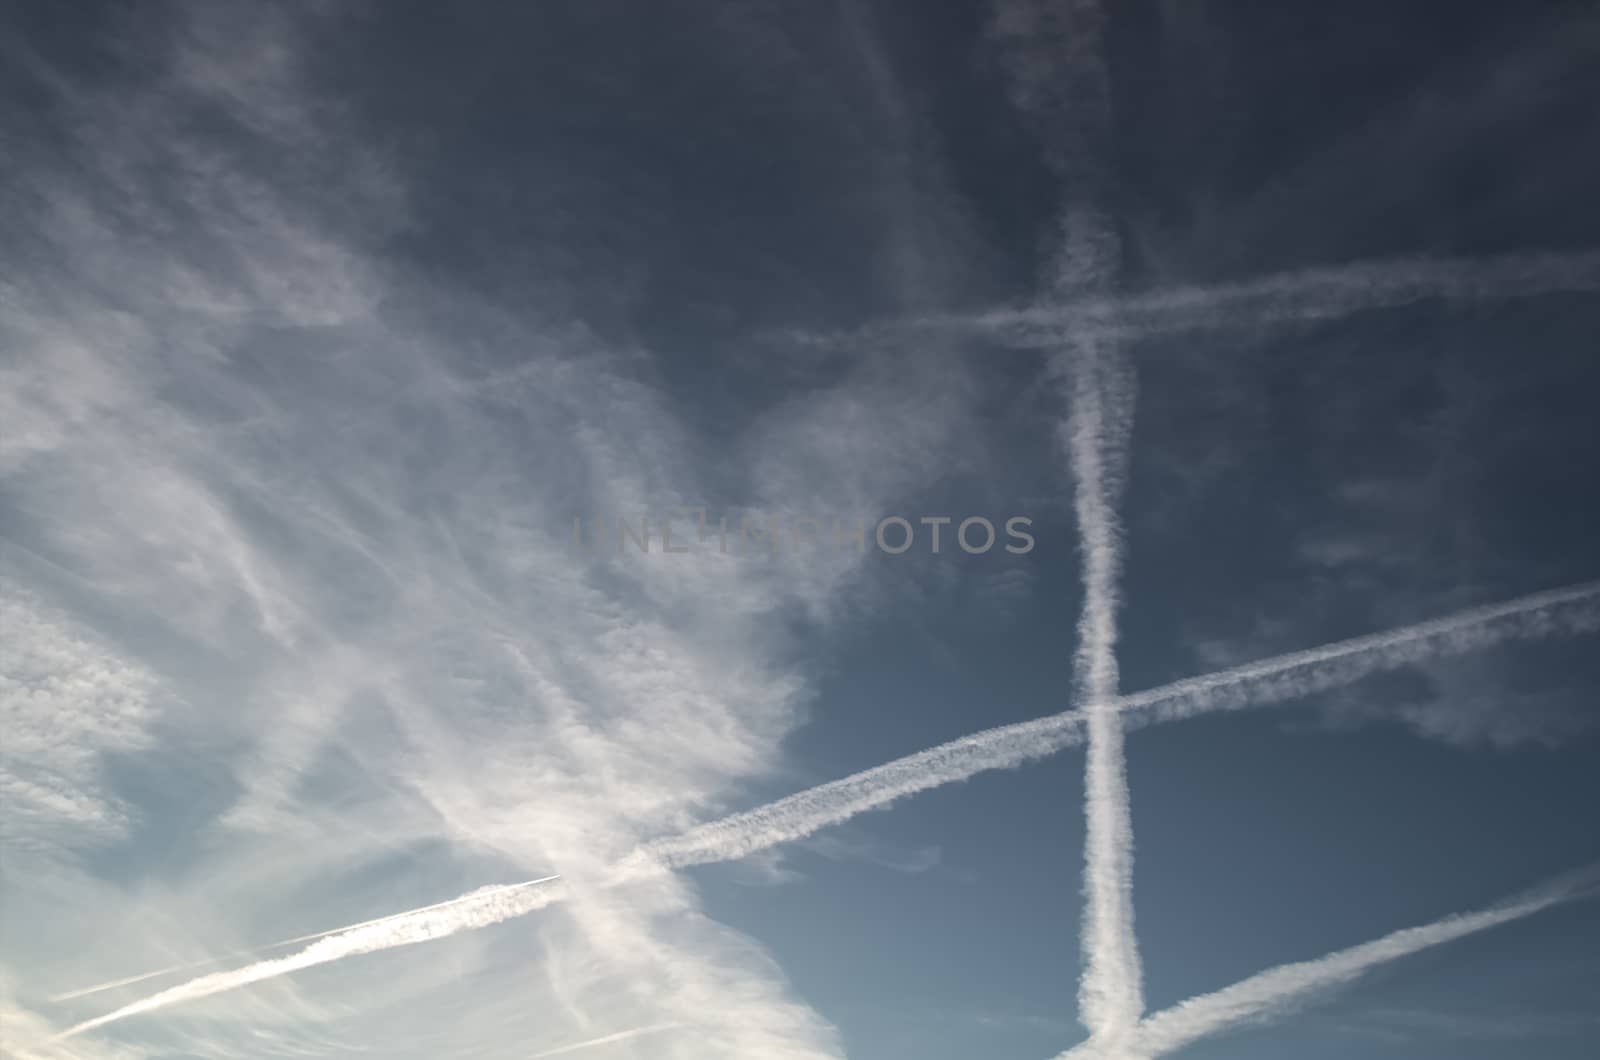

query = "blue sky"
[3,2,1599,1059]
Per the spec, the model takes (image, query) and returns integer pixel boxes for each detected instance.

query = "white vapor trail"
[51,876,563,1042]
[1115,578,1600,728]
[529,1023,683,1057]
[1059,861,1600,1058]
[58,581,1600,1036]
[1062,343,1144,1049]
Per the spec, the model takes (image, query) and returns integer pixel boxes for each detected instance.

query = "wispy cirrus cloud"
[10,4,1599,1058]
[3,3,992,1057]
[0,590,160,861]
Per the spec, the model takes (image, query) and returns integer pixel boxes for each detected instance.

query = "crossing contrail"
[636,579,1600,874]
[1057,860,1600,1058]
[55,580,1600,1037]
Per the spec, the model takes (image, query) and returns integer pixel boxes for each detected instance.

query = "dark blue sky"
[3,2,1598,1058]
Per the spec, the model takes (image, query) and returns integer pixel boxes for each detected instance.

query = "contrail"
[973,249,1600,346]
[1116,578,1600,729]
[529,1023,683,1058]
[631,579,1599,874]
[1058,861,1600,1058]
[988,0,1141,1044]
[47,875,569,1003]
[1062,342,1144,1049]
[57,581,1600,1036]
[791,250,1600,350]
[51,876,563,1042]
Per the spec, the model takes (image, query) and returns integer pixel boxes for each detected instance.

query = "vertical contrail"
[991,0,1144,1046]
[1063,343,1144,1051]
[992,0,1146,1048]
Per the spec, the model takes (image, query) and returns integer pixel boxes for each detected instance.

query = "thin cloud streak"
[529,1023,683,1058]
[56,582,1600,1036]
[1059,861,1600,1058]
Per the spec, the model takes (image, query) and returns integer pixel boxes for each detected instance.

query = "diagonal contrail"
[630,582,1598,874]
[46,875,568,1004]
[1115,578,1600,728]
[1057,860,1600,1058]
[56,581,1600,1036]
[51,876,564,1042]
[628,583,1599,875]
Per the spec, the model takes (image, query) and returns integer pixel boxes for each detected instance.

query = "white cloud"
[2,3,989,1056]
[0,590,159,859]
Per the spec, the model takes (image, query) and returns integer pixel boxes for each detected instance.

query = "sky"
[2,2,1599,1059]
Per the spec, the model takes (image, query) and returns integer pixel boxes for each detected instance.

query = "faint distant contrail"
[529,1023,683,1058]
[52,876,563,1042]
[58,581,1600,1036]
[1057,861,1600,1058]
[973,250,1600,345]
[790,250,1600,350]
